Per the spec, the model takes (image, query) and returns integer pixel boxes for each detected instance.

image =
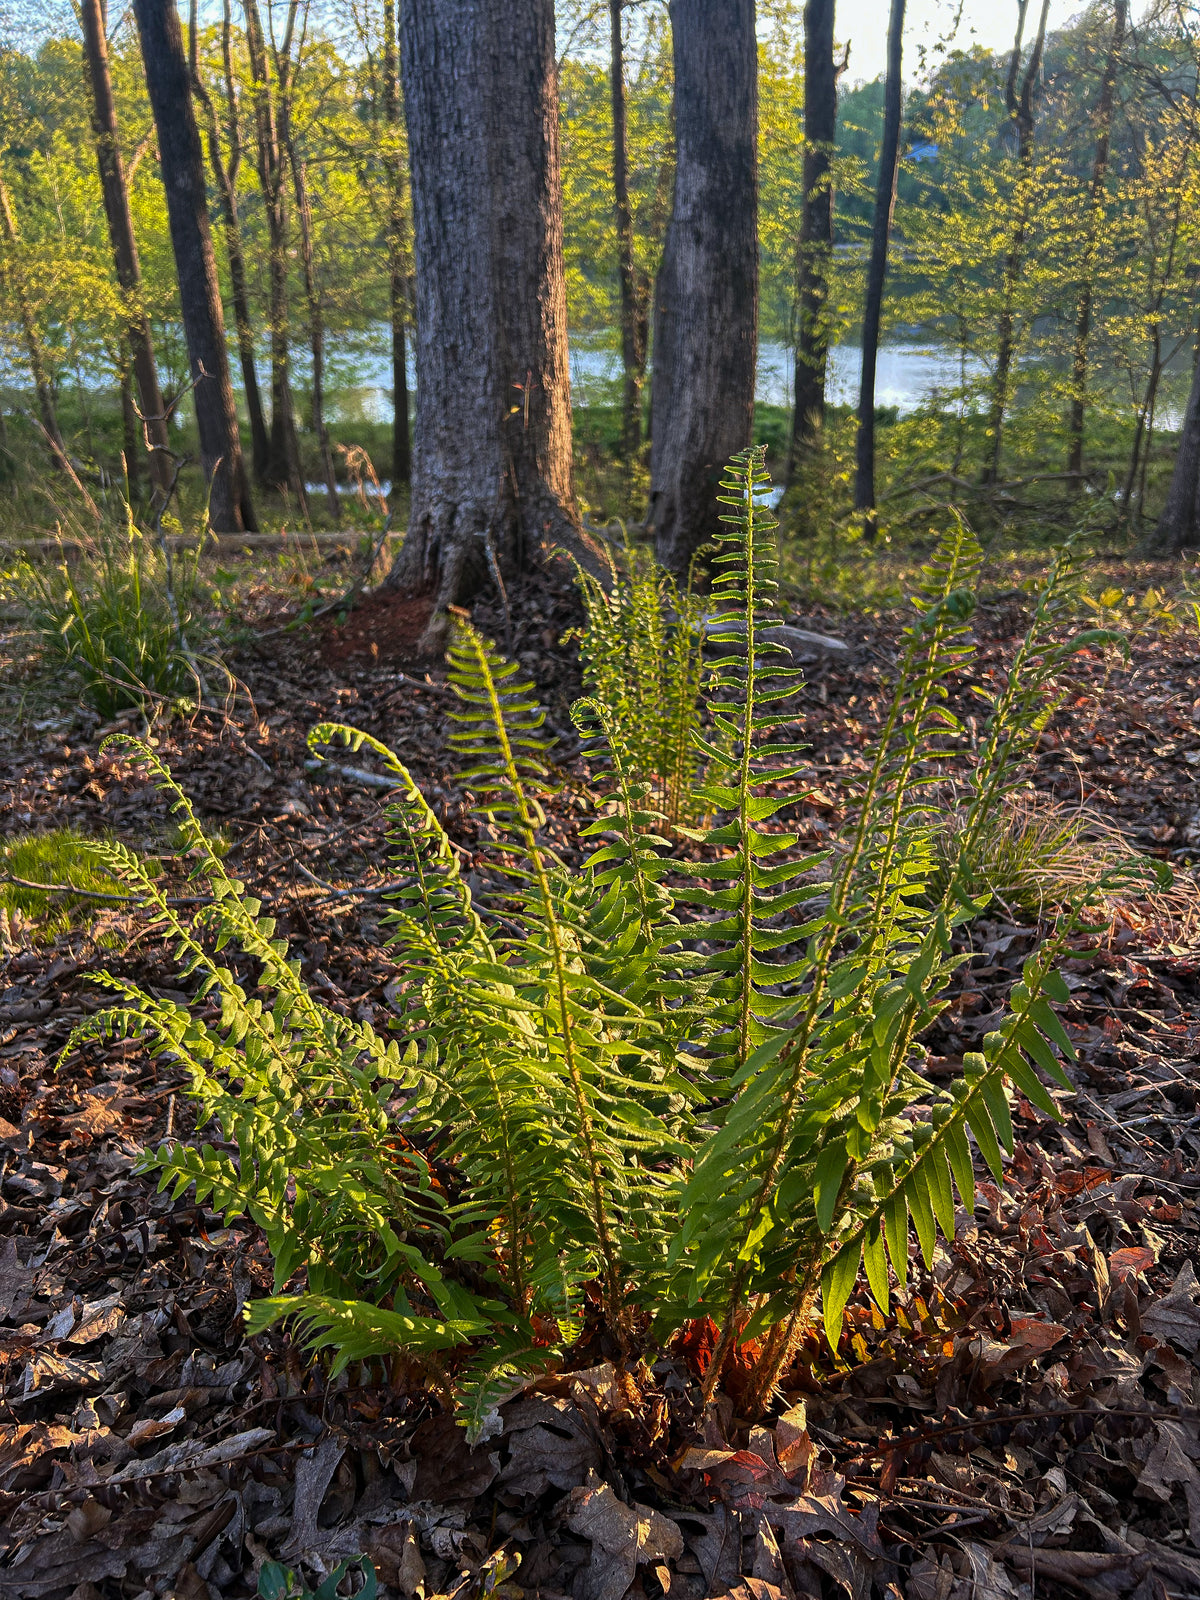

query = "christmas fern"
[65,448,1154,1433]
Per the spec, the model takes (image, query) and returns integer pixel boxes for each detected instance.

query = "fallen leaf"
[280,1434,346,1560]
[1109,1246,1155,1284]
[565,1474,683,1600]
[1137,1420,1200,1547]
[367,1519,427,1597]
[1141,1260,1200,1354]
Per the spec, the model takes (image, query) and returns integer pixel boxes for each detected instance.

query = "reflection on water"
[2,330,1188,433]
[315,337,1188,432]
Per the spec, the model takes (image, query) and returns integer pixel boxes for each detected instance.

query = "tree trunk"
[610,0,645,460]
[852,0,904,523]
[190,0,270,485]
[243,0,307,510]
[382,0,411,488]
[81,0,173,495]
[0,172,65,459]
[132,0,255,532]
[1155,347,1200,551]
[286,141,340,518]
[789,0,837,472]
[982,0,1050,486]
[387,0,590,650]
[120,356,140,495]
[1067,0,1126,481]
[649,0,758,573]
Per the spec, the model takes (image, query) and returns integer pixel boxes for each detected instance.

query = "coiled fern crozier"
[68,449,1152,1434]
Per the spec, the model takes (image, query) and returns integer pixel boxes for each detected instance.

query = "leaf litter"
[1,556,1199,1598]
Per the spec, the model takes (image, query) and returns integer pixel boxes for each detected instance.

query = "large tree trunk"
[789,0,837,473]
[382,0,411,489]
[610,0,645,460]
[243,0,306,510]
[190,0,270,484]
[81,0,173,496]
[132,0,255,532]
[1067,0,1126,481]
[853,0,904,523]
[648,0,758,573]
[387,0,589,650]
[982,0,1050,486]
[1155,350,1200,551]
[0,172,64,459]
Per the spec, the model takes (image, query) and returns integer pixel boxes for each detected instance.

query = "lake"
[319,335,1188,431]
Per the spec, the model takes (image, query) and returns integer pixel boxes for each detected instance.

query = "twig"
[1,871,408,909]
[25,414,102,523]
[304,758,398,791]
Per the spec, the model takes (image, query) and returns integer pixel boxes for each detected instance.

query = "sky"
[835,0,1087,84]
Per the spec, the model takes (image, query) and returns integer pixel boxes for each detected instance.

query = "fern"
[65,452,1156,1434]
[575,535,708,827]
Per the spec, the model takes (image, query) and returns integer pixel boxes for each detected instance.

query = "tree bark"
[243,0,306,509]
[1155,347,1200,551]
[132,0,256,532]
[81,0,173,496]
[648,0,758,573]
[285,139,340,518]
[0,172,65,459]
[853,0,904,523]
[120,355,140,494]
[789,0,837,472]
[982,0,1050,486]
[189,0,270,485]
[1066,0,1127,481]
[382,0,411,489]
[610,0,646,460]
[388,0,589,649]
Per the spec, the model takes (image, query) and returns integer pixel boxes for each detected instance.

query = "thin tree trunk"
[982,0,1050,486]
[387,0,593,650]
[1067,0,1127,481]
[382,0,411,489]
[1155,344,1200,550]
[284,139,339,518]
[243,0,306,510]
[610,0,644,459]
[853,0,904,523]
[81,0,173,495]
[120,356,140,494]
[131,0,255,532]
[649,0,758,573]
[189,0,270,484]
[0,172,65,459]
[790,0,837,473]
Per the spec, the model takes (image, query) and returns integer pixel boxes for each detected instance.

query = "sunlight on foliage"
[65,450,1159,1434]
[12,516,226,718]
[0,828,123,945]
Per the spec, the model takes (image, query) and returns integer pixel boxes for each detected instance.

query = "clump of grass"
[930,794,1136,919]
[0,829,125,944]
[14,517,225,718]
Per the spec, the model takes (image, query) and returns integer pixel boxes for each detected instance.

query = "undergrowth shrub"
[928,795,1133,920]
[68,450,1157,1435]
[14,514,224,717]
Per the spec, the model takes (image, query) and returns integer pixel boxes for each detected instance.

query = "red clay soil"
[322,591,435,666]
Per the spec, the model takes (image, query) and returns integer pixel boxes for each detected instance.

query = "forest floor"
[1,548,1200,1600]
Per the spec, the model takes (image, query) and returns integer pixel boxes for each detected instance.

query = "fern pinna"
[66,450,1150,1432]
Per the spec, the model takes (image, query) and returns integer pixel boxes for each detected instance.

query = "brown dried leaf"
[565,1475,683,1600]
[1141,1260,1200,1354]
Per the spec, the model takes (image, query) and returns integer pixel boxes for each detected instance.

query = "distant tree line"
[1,0,1199,587]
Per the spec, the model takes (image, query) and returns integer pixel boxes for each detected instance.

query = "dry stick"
[26,415,103,523]
[0,871,409,909]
